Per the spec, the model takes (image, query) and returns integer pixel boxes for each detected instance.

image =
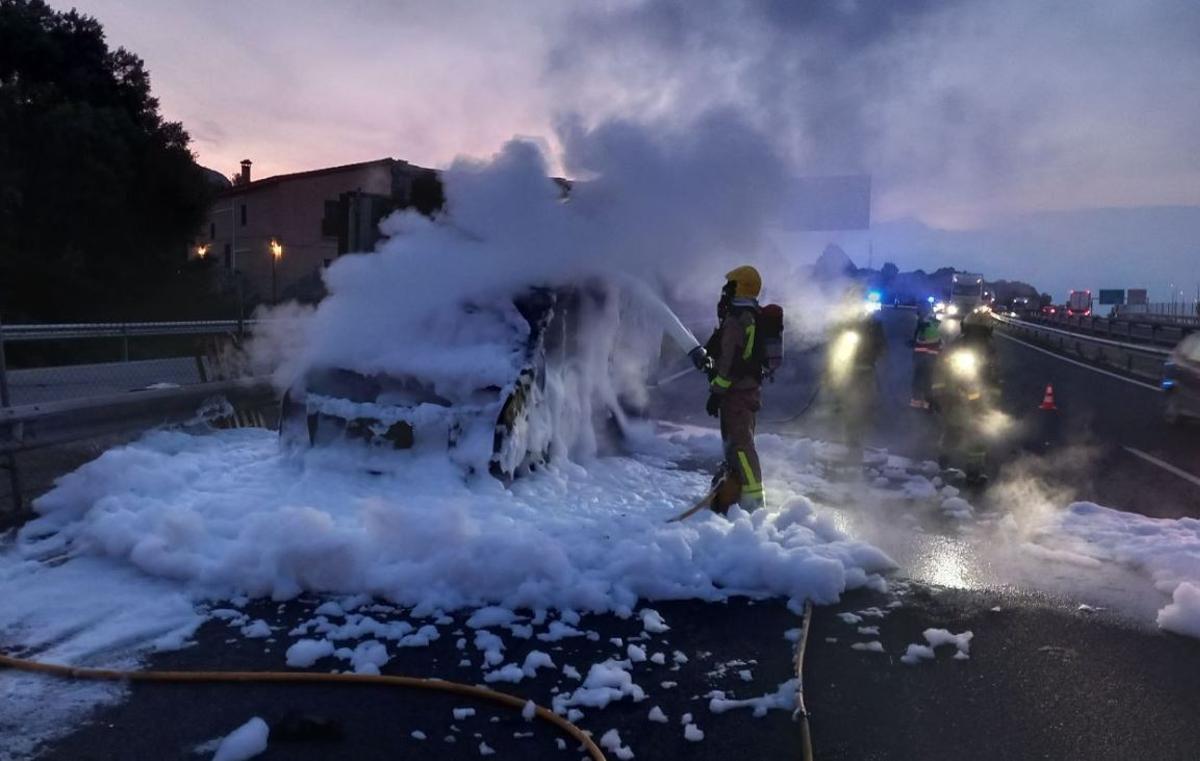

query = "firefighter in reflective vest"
[910,305,942,409]
[704,266,765,511]
[826,296,887,463]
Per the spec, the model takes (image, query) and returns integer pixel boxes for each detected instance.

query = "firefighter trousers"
[719,387,763,509]
[912,351,937,402]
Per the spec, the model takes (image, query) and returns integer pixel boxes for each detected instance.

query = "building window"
[240,204,247,226]
[321,200,341,238]
[223,243,231,270]
[209,222,215,239]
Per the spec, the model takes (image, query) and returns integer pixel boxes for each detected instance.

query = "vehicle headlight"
[946,304,961,316]
[948,349,978,378]
[832,330,860,361]
[829,330,860,380]
[934,301,946,313]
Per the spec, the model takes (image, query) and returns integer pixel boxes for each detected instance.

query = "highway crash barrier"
[990,313,1171,381]
[1023,310,1194,347]
[0,377,277,455]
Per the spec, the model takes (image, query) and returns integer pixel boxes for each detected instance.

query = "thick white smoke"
[260,112,854,461]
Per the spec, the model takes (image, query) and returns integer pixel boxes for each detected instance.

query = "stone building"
[194,158,434,303]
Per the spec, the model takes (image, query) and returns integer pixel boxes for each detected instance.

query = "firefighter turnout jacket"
[709,299,762,393]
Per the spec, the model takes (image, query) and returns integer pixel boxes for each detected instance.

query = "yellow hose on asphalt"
[0,652,607,761]
[794,600,815,761]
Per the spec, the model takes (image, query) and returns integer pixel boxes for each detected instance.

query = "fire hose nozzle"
[688,346,711,372]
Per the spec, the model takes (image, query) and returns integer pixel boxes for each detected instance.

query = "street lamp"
[269,238,283,304]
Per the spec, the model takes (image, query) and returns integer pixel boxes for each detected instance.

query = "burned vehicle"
[279,285,639,480]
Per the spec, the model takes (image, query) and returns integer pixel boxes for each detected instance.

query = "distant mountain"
[813,243,857,281]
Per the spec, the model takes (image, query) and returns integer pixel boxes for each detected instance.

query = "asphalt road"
[989,327,1199,518]
[27,583,1200,761]
[807,586,1200,761]
[757,306,1200,520]
[34,598,804,761]
[4,358,202,405]
[19,307,1200,761]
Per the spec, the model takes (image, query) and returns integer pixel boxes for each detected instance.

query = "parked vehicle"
[1067,290,1093,317]
[1163,333,1200,424]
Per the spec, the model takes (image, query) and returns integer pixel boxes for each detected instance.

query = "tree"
[0,0,213,321]
[880,262,899,283]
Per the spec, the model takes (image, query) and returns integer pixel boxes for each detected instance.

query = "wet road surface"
[22,308,1200,761]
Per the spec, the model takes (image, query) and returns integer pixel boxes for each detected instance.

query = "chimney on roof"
[239,159,252,184]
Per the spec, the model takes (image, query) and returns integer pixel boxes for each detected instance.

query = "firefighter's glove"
[705,392,722,418]
[688,346,712,373]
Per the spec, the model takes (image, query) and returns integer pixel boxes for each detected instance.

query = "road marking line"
[994,332,1163,392]
[1122,446,1200,489]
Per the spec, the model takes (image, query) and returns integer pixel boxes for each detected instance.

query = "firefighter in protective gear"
[930,333,990,484]
[704,265,765,511]
[910,305,942,409]
[826,297,887,463]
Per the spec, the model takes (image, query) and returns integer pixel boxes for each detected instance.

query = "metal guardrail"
[1,319,267,342]
[991,313,1171,380]
[1113,302,1200,327]
[0,377,277,455]
[1113,311,1200,328]
[1019,311,1192,348]
[0,319,285,516]
[991,314,1172,355]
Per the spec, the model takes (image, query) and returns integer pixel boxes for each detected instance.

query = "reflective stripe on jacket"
[711,302,761,392]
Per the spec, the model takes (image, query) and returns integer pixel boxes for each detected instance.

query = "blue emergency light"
[927,296,936,304]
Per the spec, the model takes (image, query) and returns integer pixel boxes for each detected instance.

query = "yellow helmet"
[725,265,762,299]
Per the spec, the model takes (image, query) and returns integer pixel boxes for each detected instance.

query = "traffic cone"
[1039,384,1057,411]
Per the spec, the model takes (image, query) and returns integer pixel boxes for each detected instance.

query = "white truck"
[948,271,985,315]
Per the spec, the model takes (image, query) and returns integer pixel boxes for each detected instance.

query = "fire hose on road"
[795,600,816,761]
[0,651,607,761]
[2,600,821,761]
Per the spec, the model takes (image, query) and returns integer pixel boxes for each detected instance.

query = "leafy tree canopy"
[0,0,212,321]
